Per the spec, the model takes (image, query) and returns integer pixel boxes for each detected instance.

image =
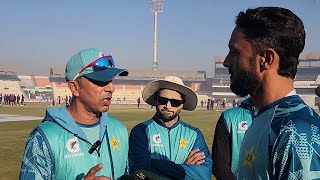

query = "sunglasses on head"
[157,96,183,107]
[72,56,115,80]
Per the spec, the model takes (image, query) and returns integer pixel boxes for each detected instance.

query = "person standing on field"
[129,76,212,179]
[20,48,129,179]
[223,7,320,179]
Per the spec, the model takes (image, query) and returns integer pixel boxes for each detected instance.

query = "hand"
[184,148,206,165]
[84,164,111,180]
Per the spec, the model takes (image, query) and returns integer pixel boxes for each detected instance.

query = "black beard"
[155,109,179,122]
[230,69,260,97]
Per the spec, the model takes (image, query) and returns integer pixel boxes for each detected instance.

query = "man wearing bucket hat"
[20,48,129,179]
[129,76,212,179]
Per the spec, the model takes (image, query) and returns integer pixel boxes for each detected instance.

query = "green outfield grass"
[0,103,221,180]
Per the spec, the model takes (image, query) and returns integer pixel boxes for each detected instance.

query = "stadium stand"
[34,76,51,88]
[49,68,71,100]
[51,82,71,100]
[212,51,320,108]
[112,70,210,104]
[0,80,25,96]
[4,51,317,108]
[117,70,206,81]
[18,75,36,89]
[32,76,53,101]
[0,66,26,97]
[47,69,211,106]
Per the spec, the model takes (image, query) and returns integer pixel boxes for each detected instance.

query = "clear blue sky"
[0,0,319,77]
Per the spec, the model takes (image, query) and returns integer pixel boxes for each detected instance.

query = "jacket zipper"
[105,129,115,180]
[168,129,171,159]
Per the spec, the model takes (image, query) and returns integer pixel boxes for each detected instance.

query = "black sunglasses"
[157,96,183,107]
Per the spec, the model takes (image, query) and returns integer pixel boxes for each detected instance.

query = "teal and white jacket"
[237,95,320,179]
[212,98,255,180]
[19,106,128,180]
[129,116,212,180]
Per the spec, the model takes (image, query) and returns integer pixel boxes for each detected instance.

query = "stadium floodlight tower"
[150,0,164,70]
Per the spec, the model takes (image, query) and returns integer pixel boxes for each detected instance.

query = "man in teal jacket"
[20,48,129,179]
[129,76,212,180]
[212,98,255,179]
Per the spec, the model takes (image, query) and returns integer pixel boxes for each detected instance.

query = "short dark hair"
[235,7,305,79]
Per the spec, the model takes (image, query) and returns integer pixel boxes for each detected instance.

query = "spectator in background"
[52,98,55,106]
[210,98,214,111]
[216,99,220,110]
[0,93,2,105]
[6,94,10,106]
[232,99,237,107]
[17,95,21,106]
[206,98,210,111]
[221,99,226,110]
[4,94,8,105]
[58,96,61,105]
[21,94,25,105]
[9,94,15,106]
[137,97,141,109]
[65,95,69,107]
[200,100,204,108]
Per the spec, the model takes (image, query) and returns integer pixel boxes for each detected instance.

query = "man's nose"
[104,82,115,93]
[223,56,231,67]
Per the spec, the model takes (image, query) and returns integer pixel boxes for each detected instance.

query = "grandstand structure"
[49,68,72,100]
[49,69,212,105]
[113,70,211,104]
[2,51,318,108]
[0,65,25,97]
[212,51,320,108]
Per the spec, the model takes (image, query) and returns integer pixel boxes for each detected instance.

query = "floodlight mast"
[150,0,164,70]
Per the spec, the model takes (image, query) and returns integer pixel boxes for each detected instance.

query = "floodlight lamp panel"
[150,0,164,12]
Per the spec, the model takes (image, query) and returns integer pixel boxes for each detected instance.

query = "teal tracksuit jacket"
[19,106,128,180]
[129,116,212,180]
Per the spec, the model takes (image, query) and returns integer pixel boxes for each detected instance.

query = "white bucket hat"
[142,76,198,111]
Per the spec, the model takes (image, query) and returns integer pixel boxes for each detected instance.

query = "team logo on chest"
[179,137,189,149]
[64,137,84,159]
[110,135,120,151]
[243,145,256,172]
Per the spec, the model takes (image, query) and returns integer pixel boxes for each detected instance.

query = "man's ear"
[68,80,80,97]
[260,48,276,70]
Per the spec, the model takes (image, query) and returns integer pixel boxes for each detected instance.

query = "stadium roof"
[0,65,22,73]
[117,70,206,80]
[49,69,206,80]
[299,51,320,60]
